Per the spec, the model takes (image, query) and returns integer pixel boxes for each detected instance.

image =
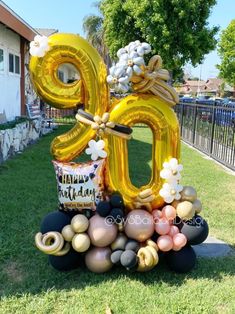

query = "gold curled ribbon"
[76,111,132,140]
[137,244,159,272]
[131,55,179,106]
[35,232,70,256]
[134,188,155,212]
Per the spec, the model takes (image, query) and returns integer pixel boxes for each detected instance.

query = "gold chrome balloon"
[62,225,75,242]
[104,94,180,211]
[30,33,109,161]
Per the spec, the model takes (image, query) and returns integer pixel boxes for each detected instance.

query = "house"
[204,78,234,97]
[179,78,235,97]
[0,0,37,121]
[179,80,206,96]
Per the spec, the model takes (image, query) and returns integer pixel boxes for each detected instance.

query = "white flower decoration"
[117,51,145,77]
[107,65,130,93]
[160,158,183,182]
[159,182,183,204]
[85,140,107,161]
[136,42,151,56]
[29,35,50,57]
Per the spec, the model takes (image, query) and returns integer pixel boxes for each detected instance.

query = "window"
[15,55,20,74]
[0,49,4,72]
[58,70,65,83]
[9,53,14,73]
[8,52,20,74]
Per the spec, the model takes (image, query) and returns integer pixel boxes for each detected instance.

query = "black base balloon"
[180,215,209,245]
[110,194,124,209]
[48,249,82,271]
[40,211,71,234]
[165,246,196,273]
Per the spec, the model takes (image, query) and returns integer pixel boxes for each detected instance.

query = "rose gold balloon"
[172,244,182,251]
[173,233,187,248]
[152,209,162,224]
[168,225,179,237]
[155,218,171,235]
[157,235,173,252]
[85,247,112,273]
[88,215,118,247]
[124,210,155,242]
[162,205,176,221]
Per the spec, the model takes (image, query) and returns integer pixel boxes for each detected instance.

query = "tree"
[217,19,235,87]
[83,2,111,67]
[100,0,218,79]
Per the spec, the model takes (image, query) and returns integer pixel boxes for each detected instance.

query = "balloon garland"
[30,34,209,273]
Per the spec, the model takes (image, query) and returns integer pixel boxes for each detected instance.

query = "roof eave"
[0,1,38,41]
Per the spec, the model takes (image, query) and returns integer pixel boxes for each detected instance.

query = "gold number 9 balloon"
[30,33,109,161]
[29,33,180,210]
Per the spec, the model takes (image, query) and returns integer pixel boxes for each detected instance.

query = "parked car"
[215,102,235,126]
[180,96,196,103]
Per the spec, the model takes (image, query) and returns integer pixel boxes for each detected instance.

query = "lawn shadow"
[1,246,235,298]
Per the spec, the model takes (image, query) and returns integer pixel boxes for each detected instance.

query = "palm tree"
[83,2,111,67]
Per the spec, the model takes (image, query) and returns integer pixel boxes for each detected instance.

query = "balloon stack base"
[35,189,208,274]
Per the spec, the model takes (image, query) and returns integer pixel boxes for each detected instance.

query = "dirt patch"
[3,261,24,283]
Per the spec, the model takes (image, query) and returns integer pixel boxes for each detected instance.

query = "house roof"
[36,28,58,37]
[204,78,223,91]
[0,0,38,41]
[185,80,206,87]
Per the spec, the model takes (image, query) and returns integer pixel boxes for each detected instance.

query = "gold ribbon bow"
[76,111,132,140]
[131,55,179,106]
[134,188,155,212]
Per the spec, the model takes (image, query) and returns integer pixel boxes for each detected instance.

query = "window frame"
[8,50,21,76]
[0,46,5,74]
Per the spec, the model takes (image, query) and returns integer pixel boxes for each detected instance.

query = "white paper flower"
[159,182,183,203]
[160,158,183,182]
[85,140,107,161]
[117,51,145,77]
[29,35,50,57]
[107,65,130,92]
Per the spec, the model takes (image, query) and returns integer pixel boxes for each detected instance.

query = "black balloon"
[110,208,124,223]
[110,194,124,209]
[96,201,111,217]
[165,246,196,273]
[48,249,82,271]
[111,250,123,264]
[125,240,140,252]
[40,211,71,234]
[180,215,209,245]
[120,250,138,268]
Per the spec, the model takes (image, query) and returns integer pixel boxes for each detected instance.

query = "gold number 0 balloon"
[29,33,109,161]
[105,94,180,210]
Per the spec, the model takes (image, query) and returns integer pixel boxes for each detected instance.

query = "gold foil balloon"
[88,215,118,247]
[30,33,109,161]
[85,247,113,273]
[124,209,155,242]
[104,94,180,210]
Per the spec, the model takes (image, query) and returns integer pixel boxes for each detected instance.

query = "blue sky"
[2,0,235,80]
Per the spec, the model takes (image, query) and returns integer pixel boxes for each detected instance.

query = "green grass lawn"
[0,125,235,314]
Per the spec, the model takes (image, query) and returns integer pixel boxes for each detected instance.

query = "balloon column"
[31,34,209,273]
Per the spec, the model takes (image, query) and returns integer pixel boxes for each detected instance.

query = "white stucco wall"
[0,24,21,121]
